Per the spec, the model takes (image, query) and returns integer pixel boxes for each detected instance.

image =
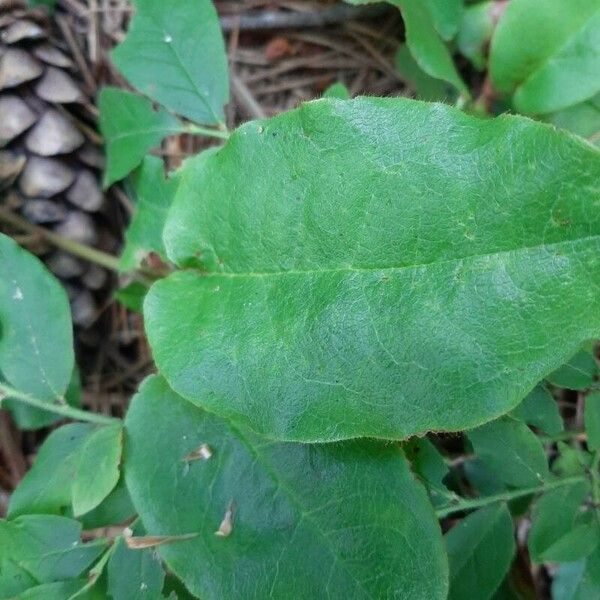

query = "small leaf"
[421,0,463,41]
[445,505,515,600]
[490,0,600,112]
[404,437,454,505]
[111,0,229,126]
[98,87,182,187]
[107,523,166,600]
[0,516,105,596]
[8,423,95,518]
[13,579,87,600]
[545,93,600,143]
[456,1,494,71]
[552,543,600,600]
[124,376,449,600]
[79,477,136,530]
[147,97,600,443]
[510,384,563,435]
[394,45,455,101]
[322,82,350,99]
[114,281,148,313]
[72,424,123,517]
[547,348,598,390]
[119,155,181,271]
[528,480,595,563]
[0,233,74,429]
[467,417,549,487]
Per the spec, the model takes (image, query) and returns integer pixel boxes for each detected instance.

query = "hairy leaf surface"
[124,376,448,600]
[146,98,600,442]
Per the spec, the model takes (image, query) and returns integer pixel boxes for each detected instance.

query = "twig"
[231,75,267,119]
[219,3,389,31]
[0,410,27,485]
[436,475,586,518]
[0,382,120,426]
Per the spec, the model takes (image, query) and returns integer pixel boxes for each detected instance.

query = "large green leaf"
[111,0,228,126]
[0,234,74,429]
[124,376,448,599]
[445,505,515,600]
[146,97,600,443]
[467,417,549,487]
[119,156,181,270]
[490,0,600,113]
[98,87,182,187]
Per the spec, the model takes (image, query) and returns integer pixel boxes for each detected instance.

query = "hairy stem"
[435,475,587,518]
[0,382,120,426]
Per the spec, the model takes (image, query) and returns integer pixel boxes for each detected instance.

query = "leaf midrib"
[184,234,599,278]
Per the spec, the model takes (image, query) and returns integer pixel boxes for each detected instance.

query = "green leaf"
[490,0,600,113]
[421,0,463,41]
[546,93,600,144]
[528,480,596,563]
[79,477,135,530]
[107,523,165,600]
[404,437,454,506]
[14,579,87,600]
[119,156,181,270]
[397,0,467,94]
[0,516,105,596]
[456,1,494,71]
[467,417,549,487]
[0,233,74,429]
[552,442,591,477]
[347,0,466,93]
[8,423,95,518]
[111,0,229,126]
[510,384,563,436]
[322,82,350,100]
[394,45,455,101]
[124,376,449,599]
[552,543,600,600]
[585,391,600,450]
[146,97,600,443]
[445,505,515,600]
[98,87,182,187]
[72,424,123,517]
[114,281,148,313]
[547,348,598,390]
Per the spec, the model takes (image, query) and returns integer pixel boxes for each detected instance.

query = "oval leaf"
[145,97,600,443]
[124,376,449,600]
[0,233,74,429]
[72,424,123,517]
[111,0,229,126]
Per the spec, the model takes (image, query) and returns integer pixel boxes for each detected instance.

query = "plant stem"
[0,382,120,426]
[0,207,164,280]
[435,475,587,518]
[185,124,230,140]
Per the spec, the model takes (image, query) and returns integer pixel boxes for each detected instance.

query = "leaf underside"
[145,97,600,443]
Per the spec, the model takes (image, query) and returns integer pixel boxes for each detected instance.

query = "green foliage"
[490,0,600,114]
[147,98,600,442]
[3,2,600,597]
[124,376,448,599]
[111,0,229,126]
[0,233,75,429]
[445,505,515,600]
[119,156,181,270]
[98,88,183,187]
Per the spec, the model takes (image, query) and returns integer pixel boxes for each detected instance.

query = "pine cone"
[0,0,111,329]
